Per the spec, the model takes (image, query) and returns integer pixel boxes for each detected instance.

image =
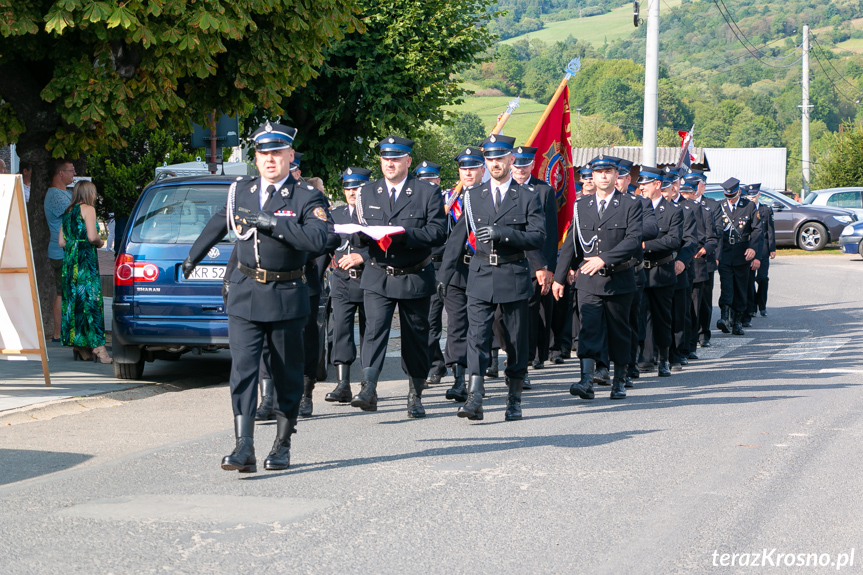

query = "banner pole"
[525,58,581,146]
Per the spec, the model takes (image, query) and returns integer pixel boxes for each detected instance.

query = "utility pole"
[642,0,660,167]
[801,24,811,200]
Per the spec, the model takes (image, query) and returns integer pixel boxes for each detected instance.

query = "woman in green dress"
[58,180,112,364]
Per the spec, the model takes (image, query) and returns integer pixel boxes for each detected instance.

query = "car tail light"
[115,254,159,286]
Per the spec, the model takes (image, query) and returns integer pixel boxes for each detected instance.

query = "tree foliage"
[813,121,863,189]
[260,0,497,186]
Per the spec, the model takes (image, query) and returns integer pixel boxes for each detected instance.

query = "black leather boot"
[485,349,499,378]
[505,378,523,421]
[325,364,352,403]
[221,415,256,473]
[593,365,611,385]
[445,365,468,401]
[623,364,635,388]
[522,375,532,390]
[658,347,672,377]
[299,376,315,418]
[457,375,484,420]
[627,364,640,379]
[255,379,276,421]
[350,368,379,411]
[732,312,745,335]
[717,305,731,334]
[610,364,627,399]
[264,415,296,471]
[425,372,442,388]
[570,359,596,399]
[407,377,426,418]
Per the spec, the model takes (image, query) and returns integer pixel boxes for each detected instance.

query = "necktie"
[494,187,501,213]
[264,185,276,209]
[389,187,396,211]
[598,199,606,218]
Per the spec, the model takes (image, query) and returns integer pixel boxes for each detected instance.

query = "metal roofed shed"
[702,148,786,190]
[571,147,710,171]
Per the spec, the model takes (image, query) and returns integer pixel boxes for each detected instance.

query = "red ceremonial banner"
[528,86,577,247]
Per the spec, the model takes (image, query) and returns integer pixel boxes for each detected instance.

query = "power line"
[810,33,863,99]
[809,45,862,103]
[710,0,804,69]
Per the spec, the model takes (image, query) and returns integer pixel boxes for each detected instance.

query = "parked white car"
[804,187,863,219]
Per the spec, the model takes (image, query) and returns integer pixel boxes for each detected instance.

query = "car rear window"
[826,191,863,209]
[131,184,235,244]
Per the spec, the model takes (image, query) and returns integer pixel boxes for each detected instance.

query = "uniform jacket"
[441,180,545,303]
[757,202,776,258]
[188,176,330,322]
[671,195,700,289]
[555,190,644,297]
[355,175,446,299]
[524,175,559,273]
[438,188,471,290]
[634,194,660,262]
[717,196,763,265]
[430,187,450,271]
[689,197,720,283]
[328,204,368,304]
[698,196,723,274]
[642,198,684,288]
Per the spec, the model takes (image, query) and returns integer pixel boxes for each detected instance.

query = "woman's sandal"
[92,346,113,364]
[72,347,93,361]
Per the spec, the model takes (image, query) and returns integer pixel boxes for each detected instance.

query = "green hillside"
[501,0,682,48]
[445,95,548,143]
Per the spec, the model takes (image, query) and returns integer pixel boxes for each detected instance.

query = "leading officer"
[349,137,447,417]
[184,122,329,473]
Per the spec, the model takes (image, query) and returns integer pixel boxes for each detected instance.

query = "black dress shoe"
[560,349,571,359]
[532,360,544,369]
[700,340,712,348]
[688,352,698,360]
[552,356,564,365]
[670,363,683,372]
[760,310,767,317]
[742,316,752,328]
[637,361,656,373]
[522,376,532,390]
[680,357,688,366]
[425,373,442,387]
[627,364,640,379]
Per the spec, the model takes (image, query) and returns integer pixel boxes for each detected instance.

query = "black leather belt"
[238,262,305,283]
[634,261,645,273]
[727,233,751,245]
[430,254,443,263]
[335,267,363,280]
[463,254,473,265]
[596,257,638,277]
[643,252,677,269]
[369,257,432,276]
[473,251,525,266]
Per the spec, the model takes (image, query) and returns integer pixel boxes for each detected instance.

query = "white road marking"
[819,368,863,374]
[743,329,811,333]
[770,337,850,361]
[696,337,754,359]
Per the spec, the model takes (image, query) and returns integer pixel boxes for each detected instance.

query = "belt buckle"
[598,267,609,277]
[489,253,499,266]
[729,235,736,245]
[255,268,267,283]
[385,266,396,276]
[463,254,472,265]
[348,269,358,279]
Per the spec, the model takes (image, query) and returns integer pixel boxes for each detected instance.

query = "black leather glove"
[221,277,230,305]
[475,226,501,243]
[181,256,196,279]
[436,281,446,302]
[246,211,277,233]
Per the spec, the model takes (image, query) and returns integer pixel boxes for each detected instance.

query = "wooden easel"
[0,175,51,386]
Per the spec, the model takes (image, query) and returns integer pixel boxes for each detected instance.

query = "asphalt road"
[2,254,862,574]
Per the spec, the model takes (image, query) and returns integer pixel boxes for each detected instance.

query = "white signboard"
[0,175,50,385]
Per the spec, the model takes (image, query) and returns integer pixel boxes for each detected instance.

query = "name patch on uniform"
[274,210,296,217]
[314,206,328,221]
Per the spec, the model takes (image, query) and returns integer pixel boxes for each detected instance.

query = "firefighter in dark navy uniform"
[184,121,329,473]
[348,137,447,417]
[437,147,485,403]
[416,161,449,388]
[684,170,722,350]
[553,155,643,401]
[743,183,776,321]
[323,167,372,403]
[440,134,545,421]
[715,177,762,336]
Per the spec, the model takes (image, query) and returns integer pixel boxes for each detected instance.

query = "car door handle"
[202,306,223,312]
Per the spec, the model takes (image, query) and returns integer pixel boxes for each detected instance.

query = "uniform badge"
[377,187,383,194]
[466,148,472,155]
[347,168,353,175]
[314,206,328,221]
[405,187,412,196]
[207,247,220,259]
[422,161,428,167]
[613,198,619,207]
[265,121,273,132]
[281,189,290,197]
[274,210,296,217]
[489,135,496,142]
[237,226,243,234]
[756,212,761,219]
[388,137,395,143]
[517,147,523,153]
[251,184,258,193]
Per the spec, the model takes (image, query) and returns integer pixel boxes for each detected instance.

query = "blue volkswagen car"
[112,175,237,379]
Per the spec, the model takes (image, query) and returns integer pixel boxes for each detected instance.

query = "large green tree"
[257,0,496,188]
[0,0,359,323]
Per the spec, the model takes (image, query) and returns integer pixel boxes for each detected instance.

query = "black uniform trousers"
[754,257,770,312]
[331,289,366,366]
[428,289,447,376]
[528,280,553,363]
[228,314,305,419]
[443,285,468,367]
[362,291,431,378]
[697,273,715,344]
[689,280,708,350]
[549,281,572,359]
[303,293,320,379]
[670,284,690,363]
[577,290,634,365]
[470,297,528,379]
[640,285,674,361]
[628,271,646,367]
[718,262,749,314]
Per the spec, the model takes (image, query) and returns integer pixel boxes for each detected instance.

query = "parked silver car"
[804,187,863,219]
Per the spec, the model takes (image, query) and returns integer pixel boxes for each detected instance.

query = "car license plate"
[186,265,226,281]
